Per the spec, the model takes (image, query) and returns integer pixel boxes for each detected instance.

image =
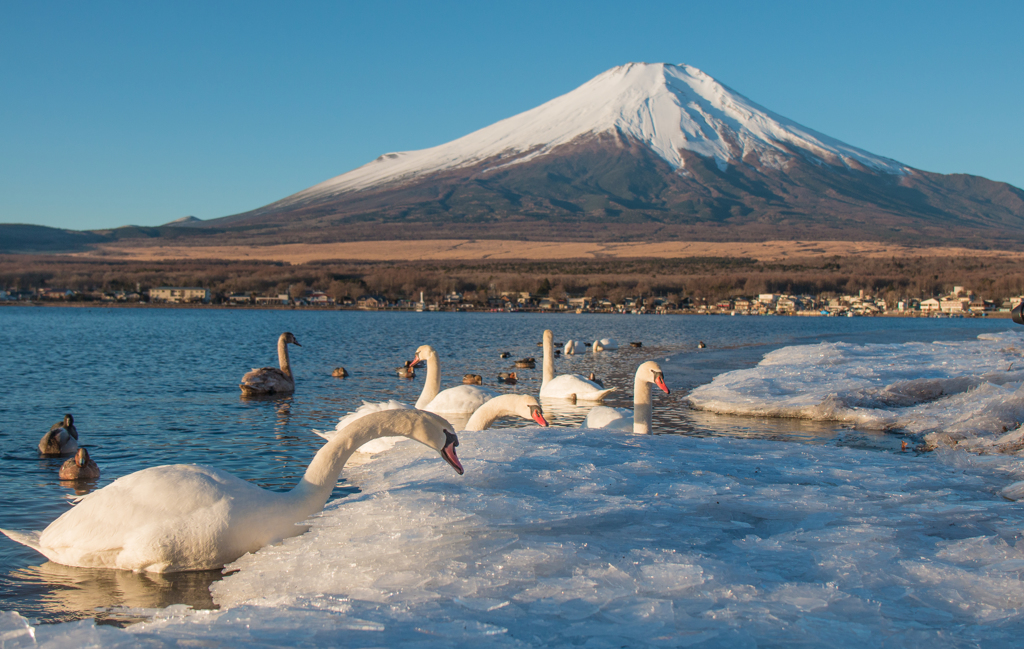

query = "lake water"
[0,306,1012,629]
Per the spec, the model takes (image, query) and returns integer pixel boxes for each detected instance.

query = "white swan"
[318,395,549,454]
[240,332,301,396]
[539,330,615,402]
[592,338,618,352]
[583,361,670,434]
[39,414,79,456]
[564,340,576,355]
[412,345,500,414]
[0,410,463,573]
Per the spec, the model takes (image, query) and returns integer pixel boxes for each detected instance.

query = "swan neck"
[463,398,512,431]
[290,418,385,517]
[632,370,653,435]
[278,335,292,378]
[415,353,440,409]
[542,332,554,387]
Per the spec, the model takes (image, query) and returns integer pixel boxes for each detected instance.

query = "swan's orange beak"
[440,431,464,475]
[655,373,670,394]
[530,406,549,427]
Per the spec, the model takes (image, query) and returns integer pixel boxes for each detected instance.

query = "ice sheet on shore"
[686,331,1024,451]
[13,424,1024,647]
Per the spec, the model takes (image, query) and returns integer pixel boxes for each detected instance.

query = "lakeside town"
[2,284,1017,317]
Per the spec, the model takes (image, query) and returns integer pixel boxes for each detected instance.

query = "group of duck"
[3,328,670,574]
[37,414,100,481]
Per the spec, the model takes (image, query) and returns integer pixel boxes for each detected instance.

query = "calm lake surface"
[0,306,1011,624]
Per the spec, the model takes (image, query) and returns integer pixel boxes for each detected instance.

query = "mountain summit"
[297,63,905,200]
[205,63,1024,245]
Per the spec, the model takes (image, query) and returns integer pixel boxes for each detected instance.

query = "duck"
[630,342,643,348]
[497,371,518,385]
[463,374,483,385]
[412,345,499,415]
[39,414,78,456]
[698,341,707,349]
[59,448,100,480]
[539,330,615,402]
[1,410,463,573]
[514,358,536,369]
[587,372,604,388]
[499,352,511,359]
[583,361,670,434]
[332,367,349,378]
[396,361,416,379]
[320,396,549,453]
[240,332,301,395]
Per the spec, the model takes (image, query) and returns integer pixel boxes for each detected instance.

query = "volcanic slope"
[203,63,1024,245]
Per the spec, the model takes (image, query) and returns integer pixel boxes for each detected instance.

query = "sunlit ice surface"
[7,424,1024,647]
[688,330,1024,452]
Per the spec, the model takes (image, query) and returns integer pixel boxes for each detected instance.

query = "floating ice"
[687,331,1024,451]
[19,424,1024,647]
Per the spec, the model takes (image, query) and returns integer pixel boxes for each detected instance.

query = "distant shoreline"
[0,301,1011,318]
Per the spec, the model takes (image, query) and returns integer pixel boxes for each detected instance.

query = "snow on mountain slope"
[290,63,907,203]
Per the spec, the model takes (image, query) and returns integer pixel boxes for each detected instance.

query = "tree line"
[2,253,1023,306]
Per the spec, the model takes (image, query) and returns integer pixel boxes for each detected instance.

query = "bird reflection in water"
[58,477,100,497]
[8,562,221,627]
[240,393,293,439]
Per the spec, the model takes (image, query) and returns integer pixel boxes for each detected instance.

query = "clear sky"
[2,0,1021,231]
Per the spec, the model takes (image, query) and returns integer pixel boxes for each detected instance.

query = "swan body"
[539,330,615,402]
[583,361,670,434]
[59,448,100,480]
[39,414,78,456]
[1,410,462,573]
[240,332,301,395]
[592,338,618,352]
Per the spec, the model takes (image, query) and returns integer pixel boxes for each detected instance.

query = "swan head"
[282,332,301,347]
[543,329,553,344]
[388,409,464,475]
[524,400,549,427]
[412,344,436,366]
[639,361,670,394]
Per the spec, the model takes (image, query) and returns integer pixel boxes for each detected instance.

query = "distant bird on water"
[59,448,100,480]
[39,414,78,456]
[240,332,301,396]
[698,341,706,349]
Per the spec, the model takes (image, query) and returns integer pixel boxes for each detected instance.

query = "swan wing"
[583,406,633,431]
[540,374,616,402]
[425,385,500,415]
[240,367,293,394]
[314,400,412,444]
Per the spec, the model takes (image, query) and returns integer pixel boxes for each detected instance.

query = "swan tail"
[0,528,43,552]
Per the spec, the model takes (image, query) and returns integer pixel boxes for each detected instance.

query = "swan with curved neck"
[583,361,670,434]
[1,410,463,573]
[412,345,499,414]
[320,395,549,455]
[540,330,615,402]
[39,414,78,456]
[240,332,301,396]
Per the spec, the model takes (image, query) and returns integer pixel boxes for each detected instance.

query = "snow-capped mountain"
[289,63,905,203]
[202,63,1024,245]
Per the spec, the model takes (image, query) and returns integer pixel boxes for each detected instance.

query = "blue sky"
[2,1,1021,231]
